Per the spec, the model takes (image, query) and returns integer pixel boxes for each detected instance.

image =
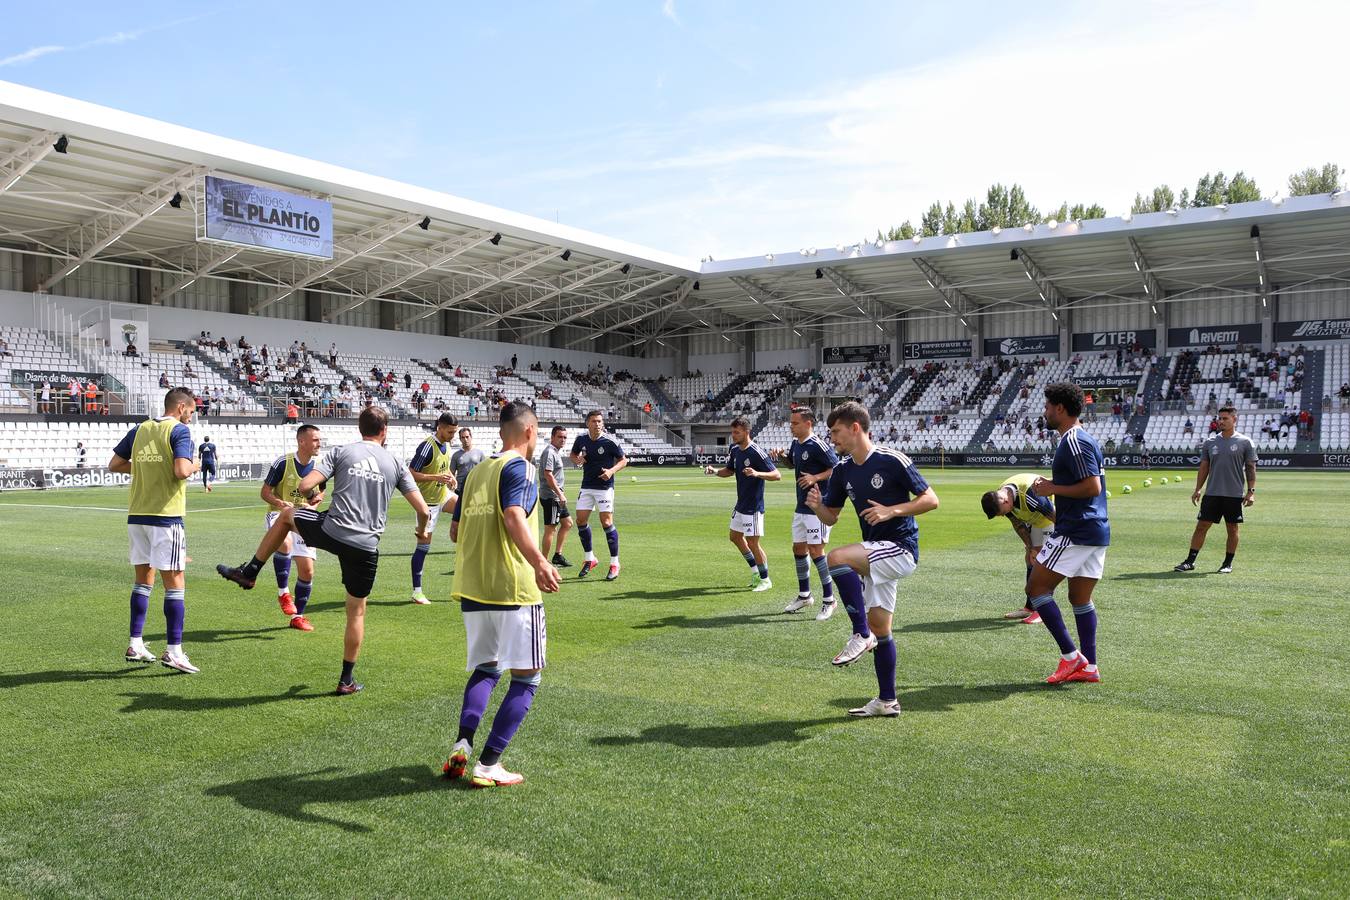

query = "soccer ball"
[1105,490,1112,499]
[1160,477,1169,485]
[631,475,638,482]
[1122,484,1133,494]
[1143,478,1152,488]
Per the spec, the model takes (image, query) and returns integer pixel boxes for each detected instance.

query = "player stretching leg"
[1026,383,1110,685]
[771,406,838,616]
[110,388,201,673]
[704,416,780,592]
[571,410,628,581]
[1174,405,1257,574]
[444,402,560,787]
[537,425,573,568]
[218,408,430,694]
[806,402,938,711]
[981,473,1056,624]
[408,413,460,604]
[260,424,325,631]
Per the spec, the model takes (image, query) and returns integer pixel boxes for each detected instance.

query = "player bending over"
[704,415,781,592]
[571,410,627,580]
[110,388,201,673]
[806,401,938,716]
[260,423,325,631]
[217,407,430,695]
[1026,382,1109,685]
[1174,404,1257,574]
[408,412,460,605]
[770,406,838,617]
[444,401,560,787]
[980,473,1056,624]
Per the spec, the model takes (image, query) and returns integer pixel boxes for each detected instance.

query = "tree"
[920,202,943,237]
[959,199,979,234]
[1227,172,1261,203]
[877,221,916,241]
[1131,185,1175,214]
[940,202,960,237]
[977,182,1040,229]
[1192,171,1230,207]
[1288,163,1345,195]
[1047,202,1069,223]
[1069,202,1107,220]
[1178,187,1190,209]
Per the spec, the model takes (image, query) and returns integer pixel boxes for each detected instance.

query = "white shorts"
[1036,532,1107,580]
[791,512,831,545]
[862,540,917,613]
[128,523,187,571]
[577,488,615,513]
[423,502,444,537]
[265,510,316,559]
[729,510,765,537]
[463,604,547,671]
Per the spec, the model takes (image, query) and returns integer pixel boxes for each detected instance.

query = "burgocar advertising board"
[1274,318,1350,342]
[984,334,1060,356]
[202,175,333,259]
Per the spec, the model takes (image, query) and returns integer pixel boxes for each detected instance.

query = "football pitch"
[0,467,1345,898]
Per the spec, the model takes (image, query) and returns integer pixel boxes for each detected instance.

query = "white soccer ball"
[1122,484,1133,494]
[1143,478,1153,488]
[630,475,638,482]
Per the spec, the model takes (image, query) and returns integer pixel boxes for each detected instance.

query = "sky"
[3,0,1348,262]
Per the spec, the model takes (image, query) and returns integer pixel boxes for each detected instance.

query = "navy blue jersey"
[263,454,316,487]
[788,435,838,514]
[571,433,625,490]
[821,447,931,560]
[452,457,537,521]
[198,442,217,464]
[1050,425,1110,546]
[726,441,776,514]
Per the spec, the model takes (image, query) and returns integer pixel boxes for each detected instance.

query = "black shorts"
[202,462,216,475]
[1198,495,1244,525]
[292,509,380,598]
[541,497,570,527]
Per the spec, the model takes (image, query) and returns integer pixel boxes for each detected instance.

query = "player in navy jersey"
[769,406,838,617]
[704,416,781,592]
[806,401,938,717]
[1027,382,1109,685]
[570,410,628,581]
[197,436,218,492]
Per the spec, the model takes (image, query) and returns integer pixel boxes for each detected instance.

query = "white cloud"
[0,13,218,69]
[0,45,65,68]
[661,0,679,26]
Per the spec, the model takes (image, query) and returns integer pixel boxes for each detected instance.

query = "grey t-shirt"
[1201,431,1258,498]
[451,447,486,486]
[537,443,565,501]
[314,440,417,551]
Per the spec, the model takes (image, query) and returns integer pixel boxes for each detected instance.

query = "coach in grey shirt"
[1173,404,1258,574]
[537,424,573,567]
[451,427,487,487]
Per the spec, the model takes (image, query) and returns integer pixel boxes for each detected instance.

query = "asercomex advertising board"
[984,334,1060,356]
[201,175,333,259]
[1274,318,1350,342]
[1167,323,1262,347]
[903,340,971,360]
[1071,330,1158,352]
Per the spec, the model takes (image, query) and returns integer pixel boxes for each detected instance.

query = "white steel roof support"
[1126,237,1166,319]
[910,257,977,330]
[571,279,697,348]
[1250,227,1271,309]
[522,272,684,338]
[464,261,627,334]
[38,164,204,292]
[1012,248,1066,324]
[401,244,560,325]
[819,267,896,334]
[0,130,59,194]
[157,245,242,301]
[325,229,495,320]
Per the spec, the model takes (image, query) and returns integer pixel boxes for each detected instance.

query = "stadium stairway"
[701,373,751,421]
[1126,357,1172,439]
[968,367,1027,450]
[1303,348,1325,447]
[898,366,939,409]
[183,343,269,409]
[644,379,686,423]
[870,367,912,417]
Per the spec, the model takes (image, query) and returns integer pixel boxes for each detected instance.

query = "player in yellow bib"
[261,424,326,631]
[443,401,560,788]
[981,472,1056,623]
[408,412,460,605]
[109,388,201,673]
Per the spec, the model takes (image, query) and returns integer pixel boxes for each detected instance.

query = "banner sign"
[0,462,273,492]
[1071,330,1158,352]
[902,339,971,360]
[623,452,694,467]
[984,334,1060,356]
[1274,318,1350,342]
[1167,323,1262,347]
[823,344,890,364]
[8,369,124,390]
[202,175,333,259]
[1074,374,1145,389]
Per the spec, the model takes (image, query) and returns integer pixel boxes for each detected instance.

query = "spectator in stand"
[0,337,10,356]
[510,353,518,371]
[39,380,52,413]
[421,380,430,395]
[404,372,412,390]
[84,380,101,415]
[285,400,299,424]
[124,340,139,358]
[183,361,195,379]
[75,441,87,467]
[1184,418,1194,436]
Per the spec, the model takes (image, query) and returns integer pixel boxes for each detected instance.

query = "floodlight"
[168,192,183,209]
[560,249,572,261]
[1047,219,1058,229]
[991,226,1001,235]
[53,135,69,154]
[621,263,631,274]
[815,268,823,279]
[692,281,700,290]
[489,232,502,245]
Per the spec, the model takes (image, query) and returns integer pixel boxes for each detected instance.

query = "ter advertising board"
[202,175,333,259]
[1071,330,1158,352]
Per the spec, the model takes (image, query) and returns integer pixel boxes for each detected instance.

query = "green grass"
[0,467,1346,898]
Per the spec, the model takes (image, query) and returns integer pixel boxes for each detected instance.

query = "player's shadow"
[0,667,168,690]
[301,598,422,615]
[178,625,291,644]
[592,716,840,749]
[1112,571,1212,581]
[204,765,447,833]
[117,683,318,714]
[606,586,757,603]
[899,617,1013,634]
[829,682,1043,713]
[633,612,799,630]
[382,550,452,558]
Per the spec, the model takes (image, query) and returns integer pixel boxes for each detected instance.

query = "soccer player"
[197,435,218,492]
[217,407,431,695]
[570,410,628,580]
[1174,404,1257,574]
[444,401,560,787]
[408,412,461,605]
[1025,382,1109,685]
[450,427,486,489]
[538,425,573,568]
[805,401,938,716]
[980,473,1057,624]
[771,406,838,616]
[109,387,201,673]
[260,423,325,632]
[704,416,781,592]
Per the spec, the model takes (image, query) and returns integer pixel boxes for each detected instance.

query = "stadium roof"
[3,79,1350,352]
